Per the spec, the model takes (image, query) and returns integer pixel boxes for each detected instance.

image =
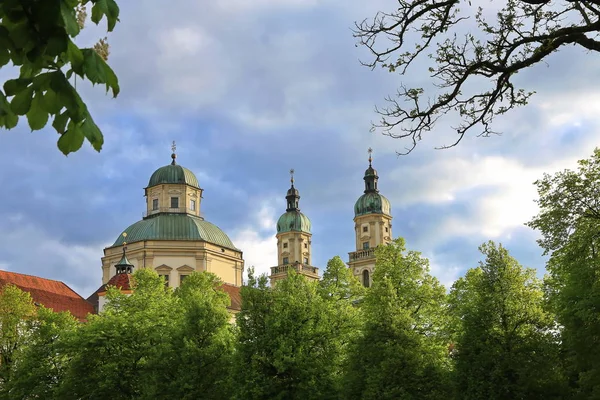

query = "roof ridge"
[0,270,86,300]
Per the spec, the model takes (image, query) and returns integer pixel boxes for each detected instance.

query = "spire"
[171,140,177,165]
[364,148,379,193]
[115,233,134,274]
[286,169,300,212]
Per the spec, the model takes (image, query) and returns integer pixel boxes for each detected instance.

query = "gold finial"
[290,168,295,186]
[171,141,177,165]
[368,147,373,166]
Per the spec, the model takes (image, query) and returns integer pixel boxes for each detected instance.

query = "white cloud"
[0,221,105,298]
[230,200,279,281]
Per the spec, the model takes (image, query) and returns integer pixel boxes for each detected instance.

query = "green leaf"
[10,85,34,115]
[32,73,53,91]
[4,78,32,96]
[49,71,85,121]
[9,23,36,51]
[46,35,68,57]
[66,39,84,75]
[52,111,69,134]
[57,120,85,155]
[0,91,19,129]
[82,49,106,84]
[81,115,104,151]
[104,63,120,97]
[20,63,42,79]
[60,0,80,37]
[42,89,63,114]
[82,49,119,96]
[91,0,120,32]
[26,92,49,131]
[0,46,10,68]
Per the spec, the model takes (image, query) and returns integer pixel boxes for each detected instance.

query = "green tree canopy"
[528,148,600,398]
[0,0,119,154]
[0,284,37,389]
[355,0,600,153]
[344,238,451,400]
[235,267,351,400]
[5,307,78,399]
[449,241,566,399]
[58,269,234,400]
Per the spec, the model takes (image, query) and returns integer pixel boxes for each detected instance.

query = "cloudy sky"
[1,0,599,297]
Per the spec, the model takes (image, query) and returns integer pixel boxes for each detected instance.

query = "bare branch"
[356,0,600,154]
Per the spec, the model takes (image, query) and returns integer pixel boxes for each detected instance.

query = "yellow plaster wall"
[144,184,203,218]
[101,239,244,288]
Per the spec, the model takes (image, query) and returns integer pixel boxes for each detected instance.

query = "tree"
[58,269,235,400]
[449,241,566,400]
[58,269,175,399]
[0,284,36,389]
[0,0,120,155]
[234,268,348,400]
[354,0,600,153]
[5,307,78,400]
[343,238,451,400]
[144,272,235,400]
[527,148,600,398]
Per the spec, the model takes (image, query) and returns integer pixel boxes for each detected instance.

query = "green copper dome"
[112,214,239,250]
[148,164,200,188]
[354,192,391,217]
[277,211,311,234]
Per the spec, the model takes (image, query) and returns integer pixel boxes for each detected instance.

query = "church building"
[269,170,319,285]
[89,145,244,313]
[91,146,393,315]
[348,149,393,287]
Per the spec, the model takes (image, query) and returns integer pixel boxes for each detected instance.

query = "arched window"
[362,270,370,288]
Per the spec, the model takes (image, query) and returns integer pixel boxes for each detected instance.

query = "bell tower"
[348,149,393,287]
[270,170,319,285]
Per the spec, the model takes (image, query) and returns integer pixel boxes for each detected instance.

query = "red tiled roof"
[0,270,95,321]
[220,283,241,311]
[105,273,134,291]
[86,273,134,312]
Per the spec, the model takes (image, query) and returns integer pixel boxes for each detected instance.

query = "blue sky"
[1,0,600,297]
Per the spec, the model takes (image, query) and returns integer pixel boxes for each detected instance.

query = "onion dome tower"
[348,148,393,287]
[270,170,319,285]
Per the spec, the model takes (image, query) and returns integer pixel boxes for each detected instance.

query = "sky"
[1,0,600,298]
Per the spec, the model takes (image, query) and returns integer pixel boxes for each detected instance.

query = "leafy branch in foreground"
[0,0,120,155]
[355,0,600,154]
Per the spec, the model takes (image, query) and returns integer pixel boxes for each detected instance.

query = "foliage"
[354,0,600,153]
[527,147,600,255]
[234,267,351,400]
[449,241,566,399]
[528,148,600,398]
[144,272,235,400]
[5,307,78,399]
[343,238,451,400]
[0,0,120,154]
[58,269,234,400]
[0,284,36,388]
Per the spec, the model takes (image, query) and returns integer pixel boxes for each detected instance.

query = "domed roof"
[112,214,239,250]
[277,211,311,234]
[365,166,377,177]
[354,192,391,217]
[148,164,200,188]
